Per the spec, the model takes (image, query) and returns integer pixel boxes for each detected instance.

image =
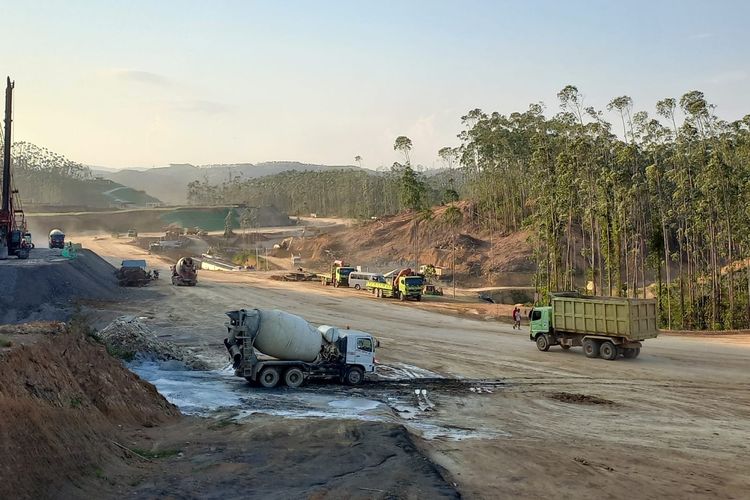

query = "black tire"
[345,366,365,386]
[623,347,640,359]
[377,289,382,298]
[258,367,280,388]
[583,339,600,358]
[600,341,618,361]
[354,284,361,290]
[284,368,304,388]
[416,295,421,302]
[561,345,571,350]
[535,334,550,352]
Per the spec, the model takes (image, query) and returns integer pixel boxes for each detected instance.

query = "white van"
[348,272,383,290]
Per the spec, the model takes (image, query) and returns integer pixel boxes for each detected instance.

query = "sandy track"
[76,234,750,499]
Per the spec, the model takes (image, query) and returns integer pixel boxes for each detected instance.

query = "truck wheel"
[354,284,361,290]
[600,341,618,361]
[259,367,280,388]
[535,334,550,352]
[416,295,421,302]
[345,366,364,385]
[623,347,640,359]
[284,368,304,388]
[583,339,600,358]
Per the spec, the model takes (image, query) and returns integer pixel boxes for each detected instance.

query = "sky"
[1,0,749,170]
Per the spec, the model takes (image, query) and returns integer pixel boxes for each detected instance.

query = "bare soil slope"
[0,324,179,499]
[288,202,534,286]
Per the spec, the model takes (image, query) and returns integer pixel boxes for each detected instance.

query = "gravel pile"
[96,316,209,370]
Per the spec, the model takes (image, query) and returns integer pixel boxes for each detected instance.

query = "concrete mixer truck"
[223,309,377,388]
[171,257,197,286]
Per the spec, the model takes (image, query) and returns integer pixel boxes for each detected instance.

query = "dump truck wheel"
[259,367,280,388]
[583,339,600,358]
[623,347,640,359]
[600,341,618,361]
[622,348,636,359]
[345,367,364,385]
[535,334,550,352]
[284,368,304,388]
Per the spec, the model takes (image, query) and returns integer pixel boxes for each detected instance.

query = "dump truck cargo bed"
[551,295,658,340]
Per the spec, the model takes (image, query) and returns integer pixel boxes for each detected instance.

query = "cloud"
[109,69,172,86]
[708,71,748,85]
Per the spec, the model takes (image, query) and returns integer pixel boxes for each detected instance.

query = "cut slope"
[290,202,535,286]
[0,326,178,499]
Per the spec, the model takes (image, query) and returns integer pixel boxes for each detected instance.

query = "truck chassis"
[532,331,643,360]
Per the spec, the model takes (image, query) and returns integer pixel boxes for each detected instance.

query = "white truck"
[223,309,377,388]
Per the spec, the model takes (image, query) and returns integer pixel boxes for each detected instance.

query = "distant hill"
[95,162,365,204]
[5,142,161,211]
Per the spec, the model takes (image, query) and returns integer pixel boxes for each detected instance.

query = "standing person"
[512,306,521,330]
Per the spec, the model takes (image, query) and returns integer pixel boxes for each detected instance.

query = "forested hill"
[2,142,160,209]
[98,161,365,204]
[186,86,750,331]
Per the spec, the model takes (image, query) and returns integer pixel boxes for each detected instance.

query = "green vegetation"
[0,335,12,348]
[458,87,750,330]
[1,142,160,208]
[183,85,750,330]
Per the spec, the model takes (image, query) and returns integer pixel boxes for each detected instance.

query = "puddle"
[129,360,505,441]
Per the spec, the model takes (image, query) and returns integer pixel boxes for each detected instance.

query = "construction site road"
[76,234,750,499]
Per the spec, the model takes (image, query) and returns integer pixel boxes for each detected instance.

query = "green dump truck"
[529,293,658,360]
[367,270,423,301]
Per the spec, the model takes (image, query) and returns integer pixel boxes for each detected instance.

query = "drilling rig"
[0,77,30,260]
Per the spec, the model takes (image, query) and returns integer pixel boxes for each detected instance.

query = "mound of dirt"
[0,324,179,499]
[290,202,535,286]
[96,316,209,370]
[0,249,126,323]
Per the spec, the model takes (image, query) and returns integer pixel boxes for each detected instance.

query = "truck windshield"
[339,268,354,276]
[404,277,423,286]
[356,338,373,352]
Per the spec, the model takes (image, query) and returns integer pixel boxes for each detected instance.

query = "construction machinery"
[171,256,197,286]
[0,77,30,260]
[529,293,659,360]
[48,229,65,249]
[318,260,356,287]
[367,268,423,301]
[115,259,152,287]
[224,308,377,388]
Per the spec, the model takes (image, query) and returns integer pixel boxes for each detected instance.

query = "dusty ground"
[65,233,750,499]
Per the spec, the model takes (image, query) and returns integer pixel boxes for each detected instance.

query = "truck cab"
[338,332,376,375]
[529,306,552,341]
[398,275,423,301]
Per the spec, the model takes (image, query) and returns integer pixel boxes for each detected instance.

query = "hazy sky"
[1,0,748,169]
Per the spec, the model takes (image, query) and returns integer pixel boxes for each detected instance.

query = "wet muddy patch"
[130,360,509,441]
[548,392,615,405]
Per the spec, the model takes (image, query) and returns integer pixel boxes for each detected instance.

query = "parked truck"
[318,260,356,287]
[171,256,197,286]
[223,308,377,387]
[367,268,423,301]
[48,229,65,249]
[529,293,658,360]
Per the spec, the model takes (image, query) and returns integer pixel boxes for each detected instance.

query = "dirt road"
[76,234,750,499]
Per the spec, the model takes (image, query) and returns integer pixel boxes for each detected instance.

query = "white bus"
[348,272,383,290]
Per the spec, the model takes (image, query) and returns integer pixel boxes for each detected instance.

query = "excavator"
[0,77,30,260]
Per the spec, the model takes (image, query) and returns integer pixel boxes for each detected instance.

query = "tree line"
[457,87,750,330]
[185,86,750,330]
